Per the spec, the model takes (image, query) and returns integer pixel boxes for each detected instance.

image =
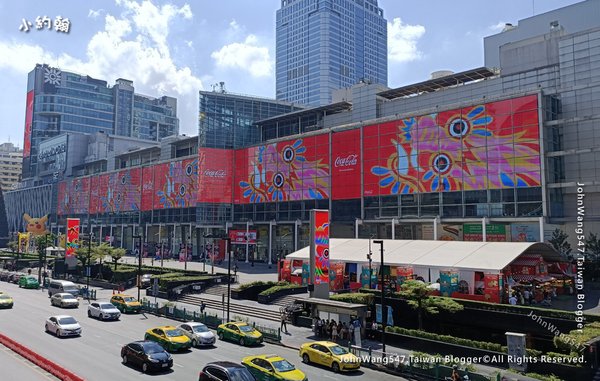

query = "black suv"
[199,361,256,381]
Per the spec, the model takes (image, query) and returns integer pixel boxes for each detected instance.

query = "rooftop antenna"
[532,0,535,15]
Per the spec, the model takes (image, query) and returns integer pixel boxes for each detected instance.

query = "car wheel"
[100,314,105,320]
[191,339,197,347]
[302,353,310,364]
[122,355,128,364]
[332,362,340,373]
[87,310,92,318]
[57,329,62,337]
[218,331,224,340]
[239,337,245,346]
[142,362,149,373]
[60,302,64,308]
[44,324,49,333]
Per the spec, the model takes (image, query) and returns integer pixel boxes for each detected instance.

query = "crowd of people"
[507,285,566,307]
[315,319,355,342]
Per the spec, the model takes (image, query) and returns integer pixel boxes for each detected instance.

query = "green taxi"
[242,354,307,381]
[18,276,40,289]
[216,321,263,346]
[144,326,192,352]
[110,294,141,313]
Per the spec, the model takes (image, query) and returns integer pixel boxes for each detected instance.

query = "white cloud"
[211,34,272,77]
[88,9,105,19]
[489,22,509,32]
[0,0,203,136]
[388,17,425,63]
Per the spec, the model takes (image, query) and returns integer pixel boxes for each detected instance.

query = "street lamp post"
[367,237,373,289]
[132,234,142,301]
[224,236,232,322]
[373,239,386,355]
[87,233,93,302]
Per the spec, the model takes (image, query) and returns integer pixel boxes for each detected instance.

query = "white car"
[45,315,82,337]
[178,322,216,347]
[87,301,121,320]
[50,292,80,308]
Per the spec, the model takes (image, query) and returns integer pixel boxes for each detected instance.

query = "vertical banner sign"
[301,263,310,286]
[310,209,330,299]
[439,270,459,297]
[66,218,80,259]
[360,267,372,288]
[23,90,34,158]
[484,273,501,303]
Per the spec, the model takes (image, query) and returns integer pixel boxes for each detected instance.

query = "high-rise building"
[275,0,387,106]
[0,143,22,191]
[22,64,179,179]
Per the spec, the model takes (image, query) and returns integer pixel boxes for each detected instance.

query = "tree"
[34,233,56,283]
[549,228,572,259]
[110,247,126,270]
[7,240,18,252]
[585,233,600,261]
[397,280,464,330]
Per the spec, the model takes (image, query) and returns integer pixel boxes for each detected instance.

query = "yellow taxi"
[299,341,360,373]
[242,354,307,381]
[144,325,192,352]
[0,293,14,308]
[110,294,141,313]
[216,321,263,346]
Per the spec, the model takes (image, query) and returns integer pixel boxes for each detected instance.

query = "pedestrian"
[234,264,238,276]
[523,288,530,305]
[508,294,517,305]
[280,311,288,333]
[317,319,323,338]
[451,365,461,381]
[200,301,206,314]
[349,321,355,343]
[341,322,348,341]
[331,321,338,342]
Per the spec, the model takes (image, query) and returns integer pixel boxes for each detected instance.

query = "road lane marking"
[174,363,184,368]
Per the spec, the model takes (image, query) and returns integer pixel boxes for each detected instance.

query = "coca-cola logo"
[334,154,358,168]
[204,169,227,178]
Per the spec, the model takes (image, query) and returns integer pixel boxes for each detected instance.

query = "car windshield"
[329,345,349,355]
[100,303,115,309]
[142,342,164,354]
[58,317,77,325]
[239,325,254,333]
[0,295,10,299]
[62,294,76,300]
[123,297,136,302]
[192,325,208,333]
[228,368,256,381]
[271,359,295,372]
[165,329,183,337]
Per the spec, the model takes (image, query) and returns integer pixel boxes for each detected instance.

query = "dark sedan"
[121,340,173,373]
[199,361,256,381]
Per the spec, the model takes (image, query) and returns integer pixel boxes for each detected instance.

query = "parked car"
[121,340,173,373]
[87,301,121,320]
[110,294,141,313]
[216,322,263,346]
[199,361,256,381]
[242,354,307,381]
[178,322,216,347]
[50,292,79,308]
[18,276,40,289]
[44,315,82,337]
[144,326,192,352]
[141,274,153,288]
[0,293,14,308]
[299,341,360,373]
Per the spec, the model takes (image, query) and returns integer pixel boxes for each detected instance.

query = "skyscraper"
[276,0,387,106]
[22,64,179,179]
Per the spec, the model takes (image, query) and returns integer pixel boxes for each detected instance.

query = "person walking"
[280,311,288,333]
[331,321,338,342]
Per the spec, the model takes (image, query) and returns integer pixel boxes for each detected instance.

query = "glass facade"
[276,0,387,106]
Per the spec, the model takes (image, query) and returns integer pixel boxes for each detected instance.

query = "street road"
[0,282,394,381]
[0,343,59,380]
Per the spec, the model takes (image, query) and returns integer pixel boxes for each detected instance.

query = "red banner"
[228,229,257,244]
[313,210,330,285]
[331,129,360,199]
[57,182,67,216]
[66,218,80,259]
[89,175,100,214]
[153,158,198,209]
[483,273,500,303]
[141,166,154,211]
[329,262,345,291]
[23,90,34,158]
[198,147,233,203]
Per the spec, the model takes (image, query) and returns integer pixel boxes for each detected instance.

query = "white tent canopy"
[285,239,561,272]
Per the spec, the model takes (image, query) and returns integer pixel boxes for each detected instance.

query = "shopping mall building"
[5,0,600,264]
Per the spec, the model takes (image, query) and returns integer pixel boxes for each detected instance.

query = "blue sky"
[0,0,583,146]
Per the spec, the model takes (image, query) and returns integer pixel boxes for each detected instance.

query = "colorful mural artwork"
[18,233,30,253]
[23,91,34,158]
[237,137,329,203]
[57,178,90,215]
[23,214,49,236]
[155,158,198,209]
[366,95,541,195]
[99,168,141,213]
[439,270,459,297]
[313,210,330,285]
[66,218,80,259]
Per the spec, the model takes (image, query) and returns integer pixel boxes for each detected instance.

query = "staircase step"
[178,294,281,322]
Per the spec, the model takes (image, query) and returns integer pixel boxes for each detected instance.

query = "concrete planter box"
[257,286,307,304]
[231,284,274,301]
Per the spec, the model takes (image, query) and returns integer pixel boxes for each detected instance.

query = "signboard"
[375,304,394,326]
[463,224,508,241]
[38,135,67,174]
[437,224,463,241]
[329,262,345,291]
[311,209,330,285]
[511,223,540,242]
[439,270,459,297]
[23,90,34,158]
[66,218,80,259]
[331,129,360,199]
[484,273,501,303]
[198,147,233,203]
[228,229,257,245]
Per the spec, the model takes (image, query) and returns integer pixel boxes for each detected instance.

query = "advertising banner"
[463,224,508,241]
[301,263,310,286]
[89,175,100,214]
[331,129,360,200]
[437,224,463,241]
[439,270,459,297]
[228,229,257,245]
[153,159,198,209]
[198,147,233,203]
[311,210,330,285]
[66,218,80,259]
[511,223,540,242]
[281,260,292,282]
[18,233,30,253]
[397,266,414,285]
[484,273,501,303]
[329,262,345,291]
[360,267,371,288]
[23,90,34,158]
[375,304,394,326]
[141,166,154,211]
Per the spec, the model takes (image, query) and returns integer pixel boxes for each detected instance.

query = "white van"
[48,280,79,297]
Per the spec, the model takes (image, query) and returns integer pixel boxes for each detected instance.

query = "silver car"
[87,301,121,320]
[50,292,79,308]
[178,322,216,347]
[45,315,82,337]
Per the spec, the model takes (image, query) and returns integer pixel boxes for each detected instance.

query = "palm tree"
[110,247,126,270]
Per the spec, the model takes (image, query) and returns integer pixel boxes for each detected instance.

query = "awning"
[510,255,542,267]
[511,274,555,282]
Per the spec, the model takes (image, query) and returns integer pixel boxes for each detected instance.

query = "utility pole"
[373,239,386,355]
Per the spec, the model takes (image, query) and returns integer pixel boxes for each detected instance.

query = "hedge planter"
[231,284,274,301]
[257,286,307,304]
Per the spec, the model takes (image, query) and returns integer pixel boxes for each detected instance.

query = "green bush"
[330,292,374,305]
[161,275,214,290]
[522,372,563,381]
[110,267,138,282]
[237,280,285,291]
[259,282,303,296]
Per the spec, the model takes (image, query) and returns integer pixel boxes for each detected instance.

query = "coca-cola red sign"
[334,154,358,168]
[203,169,227,178]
